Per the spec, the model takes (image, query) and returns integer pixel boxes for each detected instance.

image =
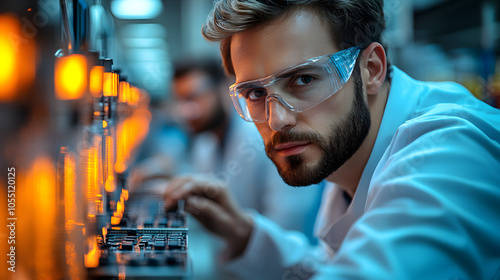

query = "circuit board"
[88,195,191,279]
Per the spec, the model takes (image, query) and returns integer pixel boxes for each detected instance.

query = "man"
[164,1,500,279]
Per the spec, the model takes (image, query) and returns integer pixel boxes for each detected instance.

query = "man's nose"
[267,98,297,132]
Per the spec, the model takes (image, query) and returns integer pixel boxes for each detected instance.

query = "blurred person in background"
[131,56,321,279]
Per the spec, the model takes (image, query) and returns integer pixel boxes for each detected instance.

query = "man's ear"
[360,42,387,96]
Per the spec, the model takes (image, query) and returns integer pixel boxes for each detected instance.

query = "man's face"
[172,70,225,133]
[230,8,371,186]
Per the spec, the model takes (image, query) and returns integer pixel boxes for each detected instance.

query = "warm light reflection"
[65,241,80,279]
[102,227,108,239]
[119,81,130,103]
[25,156,58,277]
[103,72,118,97]
[63,150,77,232]
[117,197,124,213]
[115,119,129,173]
[90,65,104,97]
[105,135,116,192]
[61,148,85,279]
[0,182,7,271]
[111,196,125,225]
[122,189,129,201]
[119,265,127,280]
[115,107,151,174]
[111,216,121,225]
[0,16,17,100]
[105,177,116,193]
[129,86,141,105]
[83,140,102,217]
[84,236,100,268]
[55,54,88,100]
[0,14,36,102]
[114,161,127,173]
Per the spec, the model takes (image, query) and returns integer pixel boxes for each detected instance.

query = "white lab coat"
[223,67,500,280]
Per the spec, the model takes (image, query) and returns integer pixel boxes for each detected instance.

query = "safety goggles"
[229,46,360,122]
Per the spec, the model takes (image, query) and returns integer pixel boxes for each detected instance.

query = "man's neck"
[326,82,390,199]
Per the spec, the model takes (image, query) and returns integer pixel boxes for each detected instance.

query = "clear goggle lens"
[229,46,360,122]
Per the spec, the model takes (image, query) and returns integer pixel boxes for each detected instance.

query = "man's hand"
[164,174,253,259]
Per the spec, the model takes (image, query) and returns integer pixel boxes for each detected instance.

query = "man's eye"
[293,75,314,86]
[246,88,267,101]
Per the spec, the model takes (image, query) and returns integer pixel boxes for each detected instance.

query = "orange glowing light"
[0,14,36,102]
[129,86,140,105]
[122,189,129,201]
[114,162,127,173]
[115,107,152,174]
[0,17,17,100]
[84,236,101,268]
[103,72,118,97]
[119,81,130,103]
[105,178,116,193]
[55,54,88,100]
[63,150,77,233]
[0,182,6,272]
[119,266,126,280]
[29,156,57,276]
[104,135,116,192]
[65,241,79,279]
[117,199,124,213]
[89,65,104,97]
[83,142,102,217]
[115,120,129,173]
[103,120,108,128]
[111,216,121,225]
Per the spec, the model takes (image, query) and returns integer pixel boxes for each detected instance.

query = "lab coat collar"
[318,67,421,251]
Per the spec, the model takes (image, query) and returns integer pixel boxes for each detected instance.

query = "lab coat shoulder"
[310,78,500,279]
[339,104,500,279]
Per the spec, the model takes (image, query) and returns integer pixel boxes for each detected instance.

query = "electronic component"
[88,199,191,279]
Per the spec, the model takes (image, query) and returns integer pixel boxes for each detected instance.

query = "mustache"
[265,130,324,153]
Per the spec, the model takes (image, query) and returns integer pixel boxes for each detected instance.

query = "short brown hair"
[202,0,389,76]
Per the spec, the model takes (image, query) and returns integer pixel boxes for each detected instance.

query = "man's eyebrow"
[235,64,323,88]
[274,64,322,80]
[236,82,263,90]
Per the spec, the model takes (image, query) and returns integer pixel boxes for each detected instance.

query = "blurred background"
[0,0,499,280]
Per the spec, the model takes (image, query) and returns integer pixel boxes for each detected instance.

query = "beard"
[264,64,371,186]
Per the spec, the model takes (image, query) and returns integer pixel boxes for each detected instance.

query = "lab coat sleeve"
[313,113,500,279]
[223,210,321,280]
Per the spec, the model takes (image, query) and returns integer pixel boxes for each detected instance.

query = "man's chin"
[272,156,325,187]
